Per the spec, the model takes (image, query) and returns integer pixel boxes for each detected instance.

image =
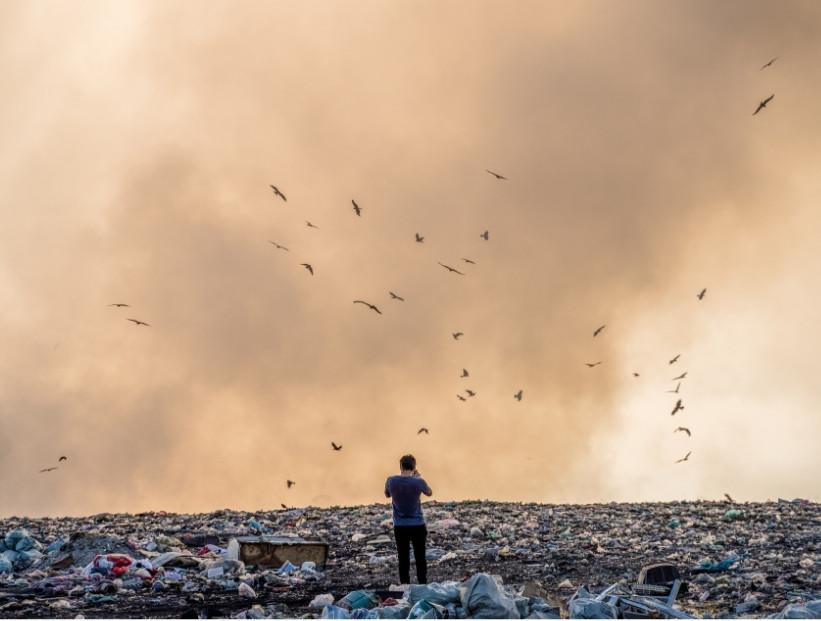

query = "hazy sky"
[2,1,820,518]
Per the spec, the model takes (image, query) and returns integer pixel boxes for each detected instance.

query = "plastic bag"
[459,573,521,619]
[408,581,461,605]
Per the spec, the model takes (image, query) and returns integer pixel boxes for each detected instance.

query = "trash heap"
[0,499,818,618]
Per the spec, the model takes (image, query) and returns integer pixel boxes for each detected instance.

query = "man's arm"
[384,480,391,498]
[413,470,433,496]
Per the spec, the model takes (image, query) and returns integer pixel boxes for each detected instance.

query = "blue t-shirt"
[384,475,429,526]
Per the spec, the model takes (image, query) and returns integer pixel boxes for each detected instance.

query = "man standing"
[384,454,433,585]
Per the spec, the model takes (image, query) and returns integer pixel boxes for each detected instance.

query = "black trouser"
[393,524,427,584]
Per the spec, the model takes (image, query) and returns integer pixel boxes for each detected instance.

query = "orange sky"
[2,1,820,518]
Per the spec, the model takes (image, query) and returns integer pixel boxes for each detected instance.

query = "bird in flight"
[306,221,319,229]
[753,94,774,115]
[286,480,295,489]
[593,325,606,337]
[514,390,523,401]
[585,362,602,368]
[461,368,469,377]
[465,389,476,397]
[389,292,404,301]
[109,303,129,307]
[270,185,287,201]
[760,57,777,70]
[452,332,463,340]
[417,428,429,435]
[457,394,467,401]
[486,170,507,180]
[127,318,150,327]
[674,427,691,436]
[724,492,735,502]
[352,200,361,216]
[672,371,688,381]
[666,382,681,394]
[331,442,342,451]
[669,354,680,365]
[633,372,640,377]
[415,233,424,243]
[697,288,706,300]
[671,399,684,416]
[269,241,289,251]
[438,262,465,275]
[39,467,57,473]
[480,230,489,241]
[301,263,313,275]
[58,456,67,462]
[354,300,382,314]
[675,451,691,464]
[462,258,476,264]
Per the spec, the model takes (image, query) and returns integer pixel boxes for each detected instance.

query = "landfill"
[0,499,818,619]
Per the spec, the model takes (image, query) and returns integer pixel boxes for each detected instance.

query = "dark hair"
[399,454,416,471]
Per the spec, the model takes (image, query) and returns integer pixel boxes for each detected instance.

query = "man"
[384,454,433,585]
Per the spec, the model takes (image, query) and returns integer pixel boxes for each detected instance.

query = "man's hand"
[412,470,420,478]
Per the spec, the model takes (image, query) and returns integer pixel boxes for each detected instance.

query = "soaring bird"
[452,332,463,340]
[280,504,288,510]
[286,480,295,489]
[389,292,404,301]
[457,394,467,401]
[585,362,602,368]
[269,185,287,201]
[724,492,735,502]
[465,390,476,397]
[352,200,361,216]
[461,368,469,377]
[669,354,680,365]
[671,399,684,416]
[593,325,606,337]
[486,170,507,180]
[514,390,523,401]
[58,456,67,461]
[760,57,777,70]
[633,372,640,377]
[39,467,57,473]
[306,221,319,229]
[462,258,476,264]
[354,300,382,314]
[415,233,424,243]
[480,230,489,240]
[417,428,429,435]
[672,371,688,381]
[697,288,706,300]
[753,94,774,115]
[109,303,129,307]
[438,262,465,275]
[331,442,342,451]
[674,427,691,436]
[127,318,150,327]
[666,382,681,394]
[675,451,691,463]
[269,241,289,251]
[301,263,313,275]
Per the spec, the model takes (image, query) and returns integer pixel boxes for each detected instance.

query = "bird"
[633,372,640,377]
[593,325,606,337]
[306,221,319,229]
[417,428,429,435]
[280,503,288,510]
[389,292,404,301]
[462,258,476,264]
[457,394,467,401]
[58,456,67,461]
[585,362,602,368]
[724,493,735,503]
[669,354,680,365]
[109,303,129,307]
[672,371,688,381]
[675,451,691,464]
[465,389,476,397]
[39,467,57,473]
[301,263,313,275]
[671,399,684,416]
[461,369,469,377]
[127,318,150,327]
[452,332,463,340]
[760,57,777,70]
[480,230,489,240]
[286,480,295,489]
[753,94,774,115]
[415,233,424,243]
[352,200,361,216]
[697,288,706,300]
[666,382,681,394]
[486,170,507,180]
[353,300,382,314]
[269,241,289,251]
[269,185,287,201]
[514,390,523,401]
[331,442,342,451]
[674,427,691,436]
[438,262,465,275]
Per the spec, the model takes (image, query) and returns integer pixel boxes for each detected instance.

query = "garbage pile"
[0,499,818,618]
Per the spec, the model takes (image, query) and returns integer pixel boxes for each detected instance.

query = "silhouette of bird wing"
[593,325,606,337]
[287,480,295,488]
[675,451,691,463]
[480,231,489,240]
[486,170,507,180]
[331,442,342,450]
[352,200,361,215]
[698,288,706,299]
[301,263,313,275]
[438,262,465,275]
[39,467,57,473]
[514,390,523,400]
[753,94,774,115]
[415,233,424,242]
[760,57,777,70]
[585,362,601,367]
[269,241,289,251]
[666,382,681,393]
[389,292,404,301]
[465,390,476,396]
[724,492,734,502]
[452,332,463,339]
[127,318,150,326]
[353,300,382,314]
[462,258,476,264]
[109,303,129,307]
[672,372,687,380]
[669,355,680,364]
[461,369,469,377]
[58,456,67,461]
[457,394,466,401]
[306,221,319,228]
[418,428,429,434]
[270,185,287,201]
